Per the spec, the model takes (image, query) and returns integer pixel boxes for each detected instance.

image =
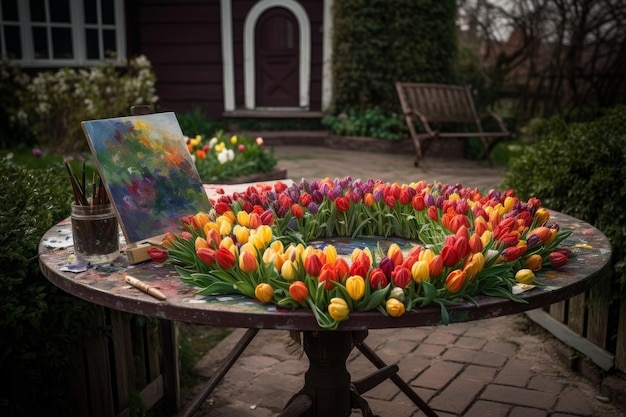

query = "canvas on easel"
[81,112,212,263]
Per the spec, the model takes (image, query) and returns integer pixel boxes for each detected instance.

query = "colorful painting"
[82,112,212,243]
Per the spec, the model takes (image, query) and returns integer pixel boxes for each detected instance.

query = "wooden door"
[255,7,300,107]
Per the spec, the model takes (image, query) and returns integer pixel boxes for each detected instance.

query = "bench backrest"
[396,83,479,124]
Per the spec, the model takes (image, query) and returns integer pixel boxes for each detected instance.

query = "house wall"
[128,0,326,119]
[129,0,225,116]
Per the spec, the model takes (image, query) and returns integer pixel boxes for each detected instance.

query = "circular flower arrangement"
[148,177,571,329]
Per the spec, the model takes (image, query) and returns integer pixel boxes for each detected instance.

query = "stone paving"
[183,146,624,417]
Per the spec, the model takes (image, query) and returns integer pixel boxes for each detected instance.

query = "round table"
[39,210,611,417]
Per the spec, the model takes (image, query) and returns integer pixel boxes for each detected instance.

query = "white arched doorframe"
[243,0,311,109]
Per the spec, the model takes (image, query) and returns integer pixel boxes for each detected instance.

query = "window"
[0,0,126,66]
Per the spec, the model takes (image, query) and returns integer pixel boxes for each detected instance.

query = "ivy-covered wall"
[331,0,458,114]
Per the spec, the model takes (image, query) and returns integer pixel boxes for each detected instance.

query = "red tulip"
[304,253,323,277]
[502,246,526,262]
[429,255,444,278]
[318,263,338,290]
[549,251,568,269]
[197,247,216,265]
[333,258,350,280]
[147,247,168,263]
[368,268,388,290]
[412,195,425,211]
[291,204,304,219]
[335,196,350,212]
[391,266,412,288]
[216,247,236,269]
[440,245,461,267]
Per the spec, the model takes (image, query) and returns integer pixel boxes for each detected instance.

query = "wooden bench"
[395,82,511,167]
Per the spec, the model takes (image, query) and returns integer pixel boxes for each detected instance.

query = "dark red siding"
[127,0,325,119]
[130,0,224,116]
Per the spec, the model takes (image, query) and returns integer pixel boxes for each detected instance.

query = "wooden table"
[39,210,611,417]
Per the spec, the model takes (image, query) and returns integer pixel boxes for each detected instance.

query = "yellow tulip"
[503,196,515,213]
[237,210,250,227]
[270,240,284,253]
[323,244,337,265]
[480,230,493,247]
[195,237,209,251]
[328,297,349,321]
[230,135,238,144]
[233,225,250,244]
[194,211,210,229]
[281,260,297,281]
[239,242,257,256]
[345,275,365,300]
[515,269,535,284]
[411,260,430,283]
[419,248,435,263]
[385,298,406,317]
[254,283,273,302]
[535,208,550,226]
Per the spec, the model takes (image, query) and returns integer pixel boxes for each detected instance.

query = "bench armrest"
[479,111,510,134]
[404,109,436,135]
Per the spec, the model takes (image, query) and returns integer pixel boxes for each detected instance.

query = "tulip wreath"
[148,177,571,329]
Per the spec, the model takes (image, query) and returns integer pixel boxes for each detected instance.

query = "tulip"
[535,208,550,225]
[147,246,168,263]
[335,196,350,212]
[281,261,297,281]
[389,287,405,303]
[323,244,338,265]
[368,268,388,290]
[328,297,349,321]
[429,255,444,278]
[502,246,526,262]
[254,283,273,303]
[333,258,350,280]
[194,212,210,229]
[524,254,543,271]
[206,227,222,248]
[385,298,406,317]
[318,263,339,290]
[411,260,430,283]
[289,281,309,303]
[233,225,250,244]
[256,225,273,244]
[515,268,535,284]
[412,195,425,211]
[291,204,304,219]
[304,253,323,277]
[391,266,412,288]
[239,251,258,273]
[428,206,438,221]
[463,252,484,280]
[468,233,483,253]
[196,247,216,265]
[248,212,262,229]
[237,210,250,227]
[445,269,467,293]
[387,243,404,266]
[216,247,236,269]
[440,245,461,267]
[549,251,568,269]
[346,275,366,300]
[378,257,394,279]
[527,227,551,245]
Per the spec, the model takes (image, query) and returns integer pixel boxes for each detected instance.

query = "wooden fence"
[66,307,179,417]
[526,273,626,374]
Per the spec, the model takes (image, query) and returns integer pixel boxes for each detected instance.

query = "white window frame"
[1,0,126,67]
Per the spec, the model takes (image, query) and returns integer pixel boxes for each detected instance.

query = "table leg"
[354,332,439,417]
[176,328,259,417]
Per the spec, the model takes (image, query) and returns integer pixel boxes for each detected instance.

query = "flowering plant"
[185,131,277,183]
[149,177,571,329]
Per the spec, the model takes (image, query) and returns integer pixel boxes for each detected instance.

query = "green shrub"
[322,107,405,140]
[177,107,224,138]
[0,160,102,415]
[4,56,158,155]
[331,0,457,114]
[502,106,626,292]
